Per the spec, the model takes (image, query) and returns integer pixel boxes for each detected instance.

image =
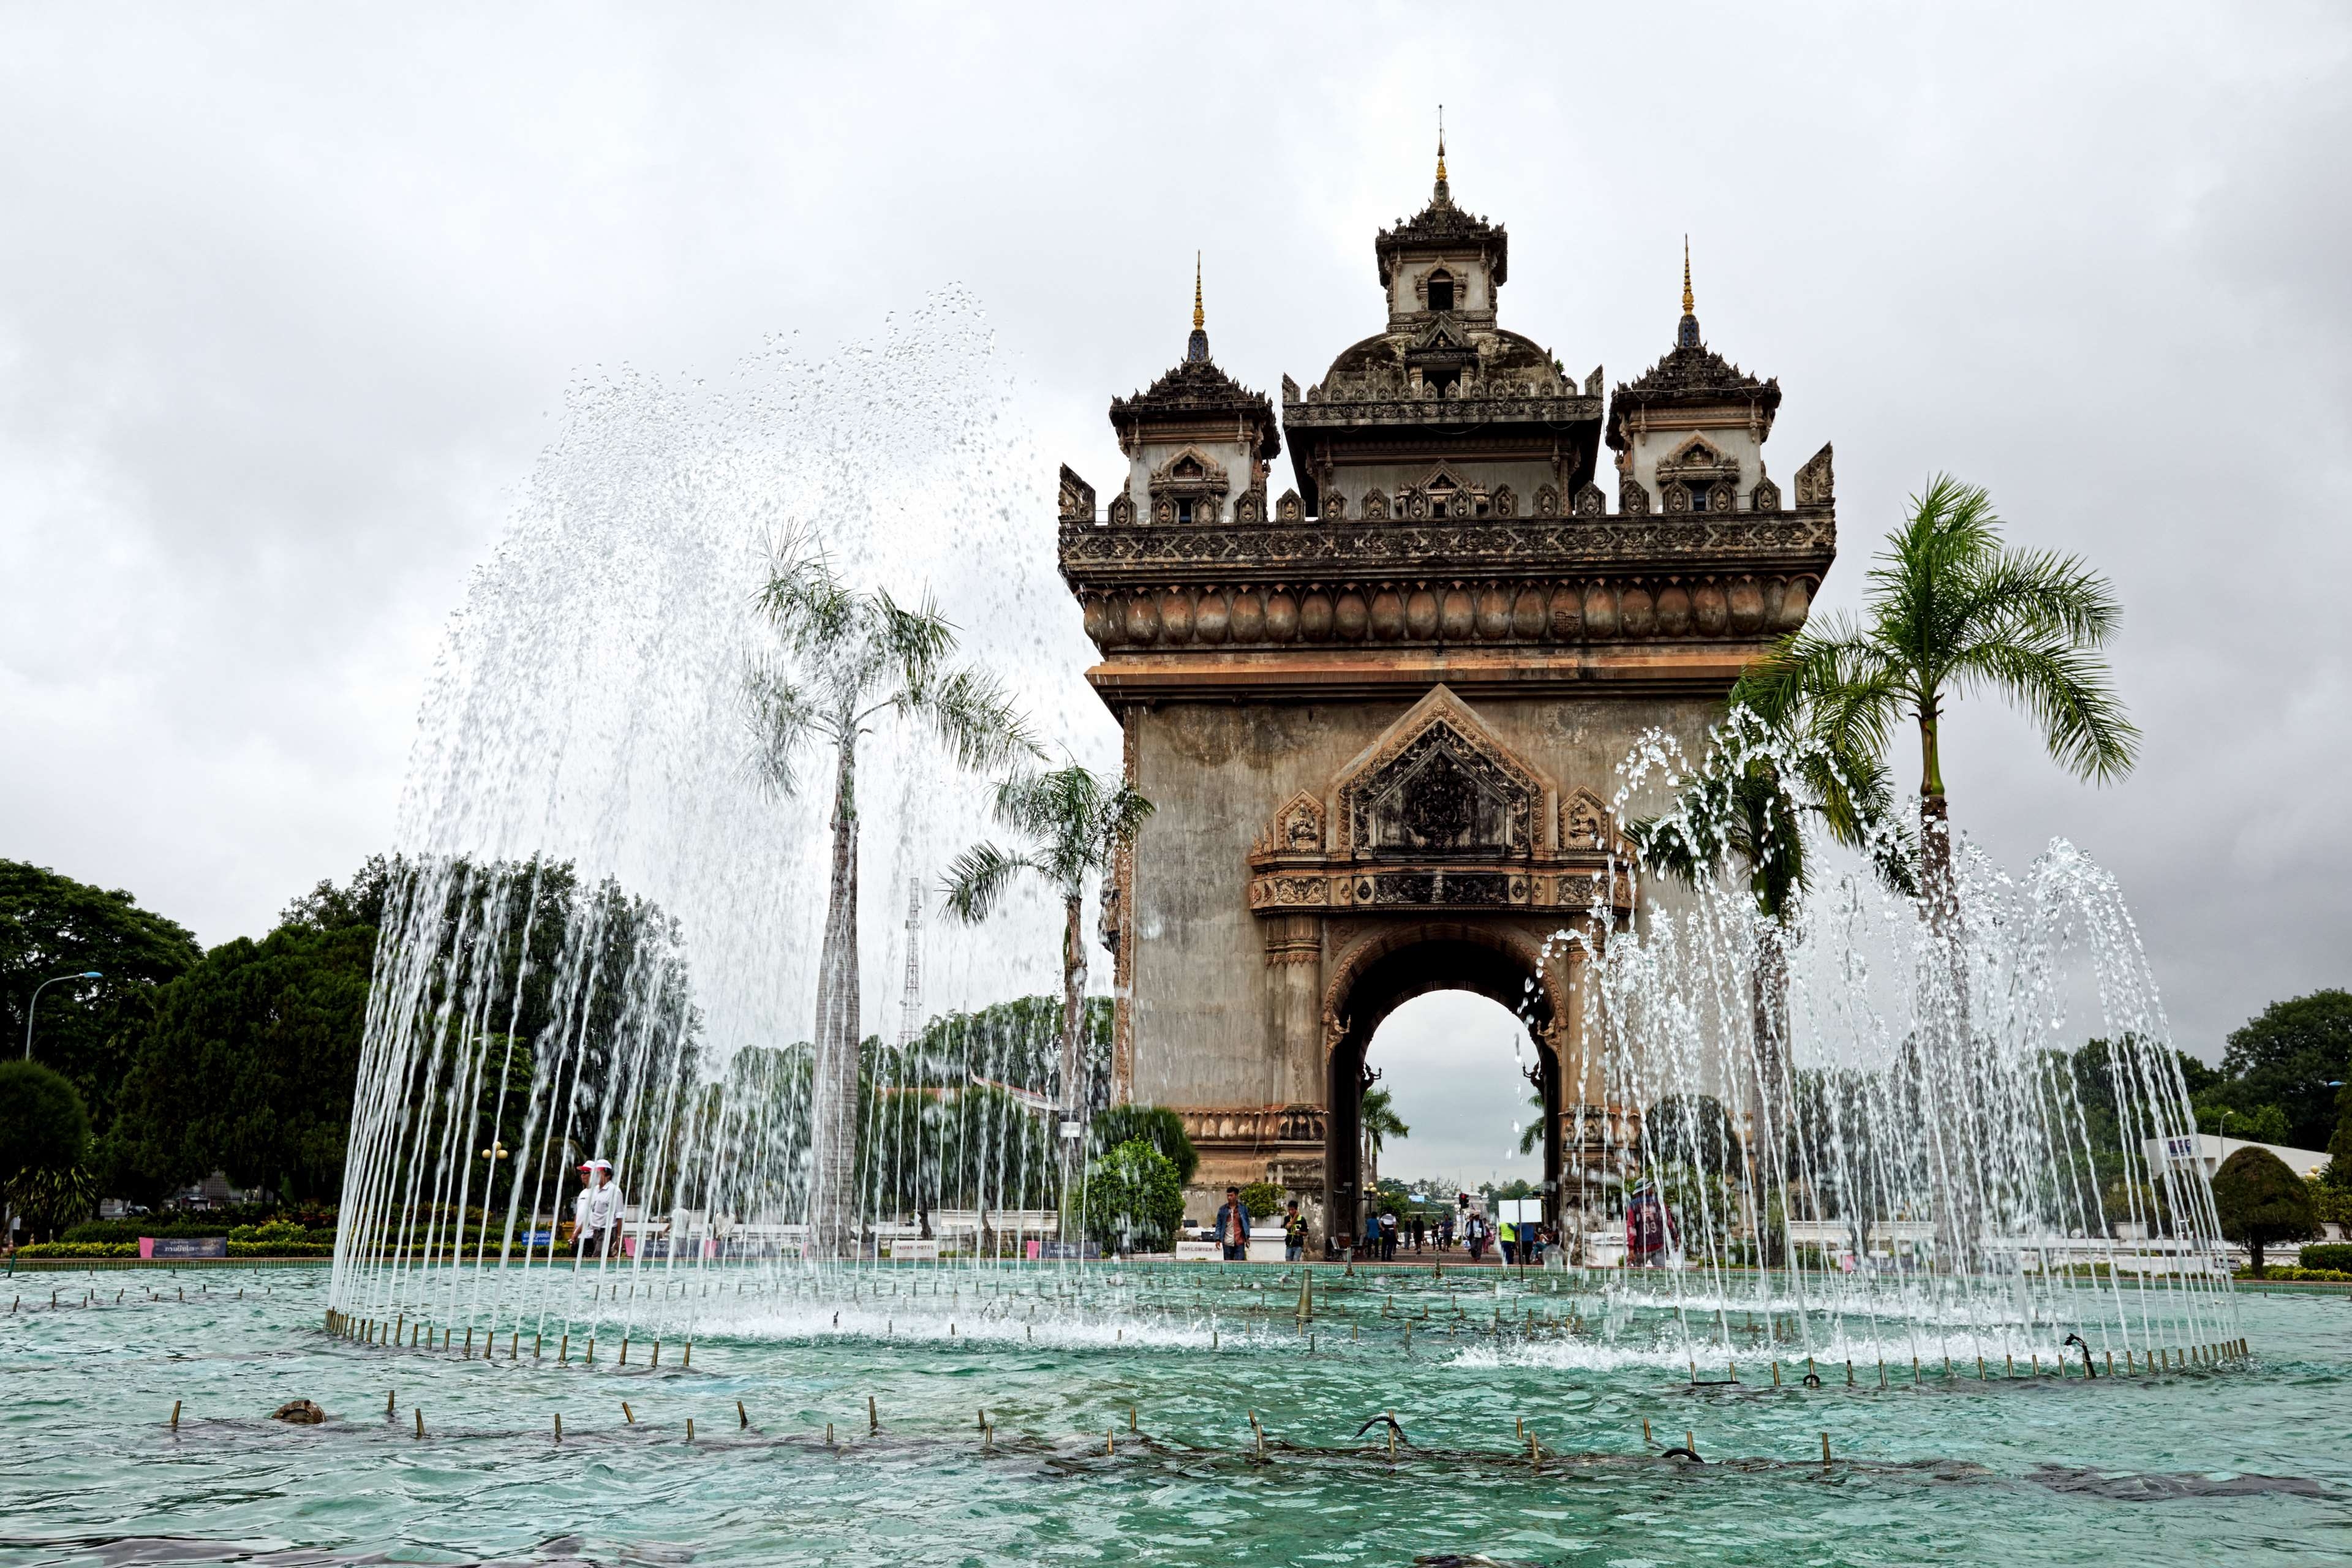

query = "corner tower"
[1057,163,1839,1251]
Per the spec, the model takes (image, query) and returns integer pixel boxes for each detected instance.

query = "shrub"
[2212,1145,2320,1273]
[1080,1139,1183,1253]
[1086,1106,1198,1185]
[2297,1243,2352,1272]
[1238,1181,1283,1219]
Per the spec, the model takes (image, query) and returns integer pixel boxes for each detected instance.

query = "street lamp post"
[23,971,104,1060]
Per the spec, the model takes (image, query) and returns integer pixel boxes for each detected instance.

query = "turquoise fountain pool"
[4,1262,2346,1566]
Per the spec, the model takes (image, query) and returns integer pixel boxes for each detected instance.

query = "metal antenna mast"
[896,876,924,1048]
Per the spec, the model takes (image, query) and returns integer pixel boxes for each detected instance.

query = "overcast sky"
[5,6,2348,1158]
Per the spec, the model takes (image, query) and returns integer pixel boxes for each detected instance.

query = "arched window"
[1426,270,1455,313]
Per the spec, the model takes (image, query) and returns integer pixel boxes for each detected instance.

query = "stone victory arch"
[1055,149,1838,1246]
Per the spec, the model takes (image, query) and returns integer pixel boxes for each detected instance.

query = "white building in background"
[2145,1132,2328,1180]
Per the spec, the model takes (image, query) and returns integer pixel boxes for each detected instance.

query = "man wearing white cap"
[573,1158,624,1259]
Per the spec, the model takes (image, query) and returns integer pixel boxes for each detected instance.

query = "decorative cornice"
[1284,391,1599,431]
[1060,508,1833,585]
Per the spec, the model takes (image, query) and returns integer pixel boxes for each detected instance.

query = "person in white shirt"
[573,1159,624,1259]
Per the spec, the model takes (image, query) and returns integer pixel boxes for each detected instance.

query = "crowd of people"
[1357,1194,1554,1264]
[1209,1185,1557,1265]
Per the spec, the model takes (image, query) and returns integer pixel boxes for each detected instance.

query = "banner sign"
[140,1237,227,1259]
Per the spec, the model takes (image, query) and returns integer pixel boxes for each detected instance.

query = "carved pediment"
[1148,447,1231,496]
[1254,790,1327,854]
[1657,437,1736,478]
[1333,687,1549,859]
[1561,787,1613,850]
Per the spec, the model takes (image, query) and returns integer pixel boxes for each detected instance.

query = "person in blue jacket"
[1213,1186,1251,1261]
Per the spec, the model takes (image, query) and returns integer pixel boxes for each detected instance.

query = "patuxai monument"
[1057,144,1838,1249]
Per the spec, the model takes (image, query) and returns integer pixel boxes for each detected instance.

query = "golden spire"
[1193,251,1204,330]
[1436,104,1447,184]
[1681,235,1694,317]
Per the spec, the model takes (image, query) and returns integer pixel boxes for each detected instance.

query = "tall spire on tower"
[1433,105,1450,205]
[1186,251,1210,361]
[1677,235,1701,349]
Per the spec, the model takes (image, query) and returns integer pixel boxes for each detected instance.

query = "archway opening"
[1355,990,1544,1254]
[1322,930,1559,1254]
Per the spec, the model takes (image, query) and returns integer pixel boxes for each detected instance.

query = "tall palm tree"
[940,764,1153,1190]
[1627,709,1912,1163]
[1733,475,2136,940]
[748,549,1038,1259]
[1734,475,2135,1267]
[1360,1086,1408,1191]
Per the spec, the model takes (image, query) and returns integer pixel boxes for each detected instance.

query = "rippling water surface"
[5,1263,2347,1567]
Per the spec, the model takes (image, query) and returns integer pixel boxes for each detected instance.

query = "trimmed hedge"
[2297,1243,2352,1272]
[13,1240,336,1259]
[15,1242,139,1258]
[2239,1265,2352,1283]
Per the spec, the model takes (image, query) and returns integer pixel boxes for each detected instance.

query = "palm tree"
[1360,1086,1408,1191]
[1733,475,2136,941]
[940,764,1153,1191]
[1627,709,1912,1163]
[748,549,1038,1259]
[1517,1090,1544,1157]
[1734,476,2135,1267]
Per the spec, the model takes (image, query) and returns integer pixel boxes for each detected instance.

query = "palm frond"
[938,842,1045,925]
[872,587,960,691]
[1966,545,2125,650]
[1943,634,2141,783]
[744,665,820,797]
[756,551,857,657]
[905,666,1042,774]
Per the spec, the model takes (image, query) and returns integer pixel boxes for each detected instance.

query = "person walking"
[1409,1212,1427,1254]
[1379,1209,1398,1262]
[572,1158,624,1259]
[1214,1186,1251,1262]
[1362,1208,1381,1260]
[1499,1216,1517,1267]
[1282,1199,1306,1263]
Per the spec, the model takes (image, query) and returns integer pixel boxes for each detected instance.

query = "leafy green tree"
[1237,1181,1283,1219]
[1733,476,2138,944]
[1517,1088,1544,1156]
[749,549,1038,1257]
[2324,1087,2352,1191]
[1,860,201,1183]
[2210,1144,2320,1274]
[2196,1101,2290,1145]
[1645,1093,1744,1179]
[1080,1138,1183,1253]
[115,922,374,1203]
[0,1060,92,1240]
[905,995,1112,1099]
[2220,990,2352,1152]
[942,764,1152,1130]
[1087,1104,1197,1185]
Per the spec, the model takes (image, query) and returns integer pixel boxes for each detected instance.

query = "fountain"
[320,298,2231,1385]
